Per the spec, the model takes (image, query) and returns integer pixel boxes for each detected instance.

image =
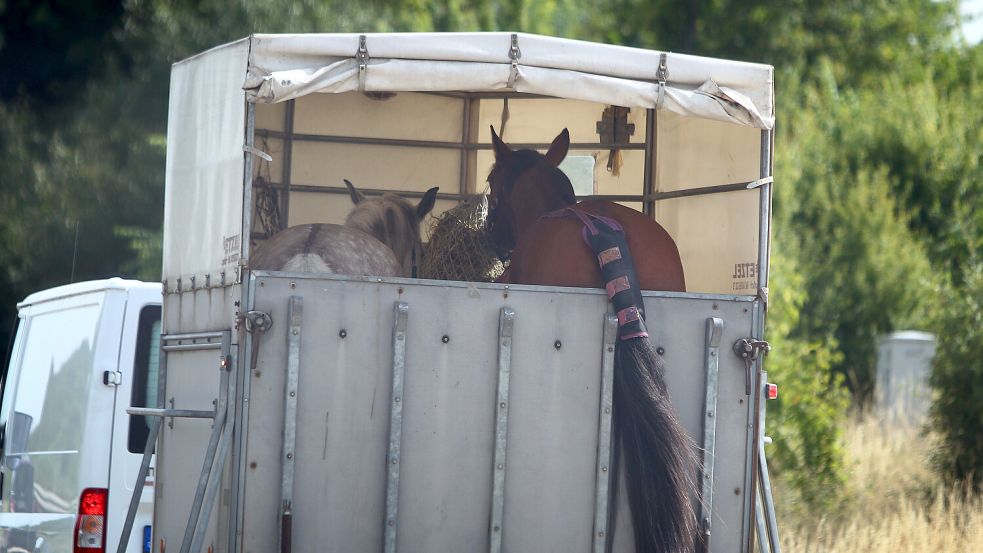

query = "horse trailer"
[136,33,780,553]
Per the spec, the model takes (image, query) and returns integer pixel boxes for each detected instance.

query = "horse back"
[251,224,402,276]
[505,200,686,292]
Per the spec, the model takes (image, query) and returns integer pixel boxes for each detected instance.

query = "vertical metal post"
[231,279,260,553]
[490,307,516,553]
[591,315,618,553]
[282,100,296,228]
[700,318,724,550]
[460,95,472,197]
[241,103,257,278]
[279,297,303,553]
[643,109,656,217]
[384,302,409,553]
[756,129,773,306]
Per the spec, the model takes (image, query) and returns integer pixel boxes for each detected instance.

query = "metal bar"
[757,129,773,296]
[700,317,724,551]
[162,343,225,352]
[246,270,758,302]
[490,307,516,553]
[282,100,295,228]
[242,103,257,280]
[384,302,409,553]
[126,408,214,419]
[262,180,759,206]
[756,373,781,553]
[754,491,770,553]
[254,129,647,152]
[262,183,467,202]
[279,296,303,553]
[643,108,655,216]
[741,301,764,553]
[231,277,261,553]
[179,332,233,553]
[592,314,618,553]
[162,331,226,342]
[459,95,471,197]
[115,416,161,553]
[190,332,237,553]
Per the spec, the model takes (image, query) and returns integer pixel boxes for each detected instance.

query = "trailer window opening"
[128,305,161,454]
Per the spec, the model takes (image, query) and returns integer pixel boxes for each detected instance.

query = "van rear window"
[128,305,161,453]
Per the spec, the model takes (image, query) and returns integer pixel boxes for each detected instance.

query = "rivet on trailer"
[127,32,780,553]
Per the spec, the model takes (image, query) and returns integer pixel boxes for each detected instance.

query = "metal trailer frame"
[132,34,782,553]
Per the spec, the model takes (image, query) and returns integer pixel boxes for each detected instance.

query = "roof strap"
[507,33,521,88]
[356,35,370,91]
[656,52,669,109]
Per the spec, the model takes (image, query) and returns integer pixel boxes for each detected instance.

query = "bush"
[930,264,983,489]
[764,250,850,511]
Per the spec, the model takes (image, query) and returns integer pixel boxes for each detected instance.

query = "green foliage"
[0,0,981,517]
[930,265,983,490]
[765,250,850,510]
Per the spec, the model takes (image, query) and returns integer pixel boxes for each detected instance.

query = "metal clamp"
[357,35,370,91]
[507,33,521,88]
[734,338,771,395]
[244,311,273,334]
[656,52,669,109]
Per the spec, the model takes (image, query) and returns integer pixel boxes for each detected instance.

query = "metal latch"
[733,338,771,395]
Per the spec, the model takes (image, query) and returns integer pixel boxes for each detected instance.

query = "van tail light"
[75,488,108,553]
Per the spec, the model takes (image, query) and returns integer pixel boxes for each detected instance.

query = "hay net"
[419,195,506,283]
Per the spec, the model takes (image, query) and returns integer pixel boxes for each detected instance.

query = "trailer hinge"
[733,338,771,395]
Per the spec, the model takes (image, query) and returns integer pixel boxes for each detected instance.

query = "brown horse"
[251,181,438,277]
[487,127,697,553]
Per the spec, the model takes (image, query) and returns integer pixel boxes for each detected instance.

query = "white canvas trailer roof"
[163,32,774,299]
[243,33,774,129]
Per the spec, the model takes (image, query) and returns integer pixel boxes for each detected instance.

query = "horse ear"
[490,125,512,160]
[417,187,439,219]
[544,128,570,166]
[344,179,366,205]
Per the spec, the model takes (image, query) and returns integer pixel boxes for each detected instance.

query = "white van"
[0,278,160,553]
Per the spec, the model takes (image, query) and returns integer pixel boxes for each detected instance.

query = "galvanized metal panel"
[234,274,754,553]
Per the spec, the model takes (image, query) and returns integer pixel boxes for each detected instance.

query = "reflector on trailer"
[766,383,778,400]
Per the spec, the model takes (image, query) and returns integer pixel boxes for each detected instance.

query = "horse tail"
[614,337,699,553]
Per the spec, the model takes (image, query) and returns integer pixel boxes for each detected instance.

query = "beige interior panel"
[286,191,355,226]
[654,190,760,295]
[255,102,286,132]
[476,98,647,146]
[656,111,760,191]
[291,142,461,192]
[294,92,464,142]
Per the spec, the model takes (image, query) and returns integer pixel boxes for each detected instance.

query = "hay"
[419,195,506,282]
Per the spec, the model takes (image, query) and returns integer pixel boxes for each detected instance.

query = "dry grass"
[775,414,983,552]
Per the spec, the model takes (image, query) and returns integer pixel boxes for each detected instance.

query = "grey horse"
[250,181,438,277]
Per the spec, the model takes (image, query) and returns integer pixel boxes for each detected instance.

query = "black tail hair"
[614,337,698,553]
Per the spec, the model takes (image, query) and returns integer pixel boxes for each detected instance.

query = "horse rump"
[615,337,699,553]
